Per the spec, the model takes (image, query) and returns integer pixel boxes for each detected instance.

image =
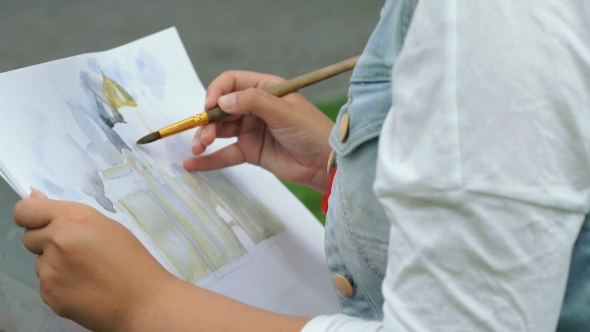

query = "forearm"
[123,278,310,332]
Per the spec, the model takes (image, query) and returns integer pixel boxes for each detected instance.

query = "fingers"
[191,121,242,156]
[23,228,47,255]
[14,188,50,228]
[191,127,211,156]
[30,187,48,199]
[34,254,43,277]
[205,71,285,110]
[13,198,58,229]
[217,88,294,129]
[15,190,55,255]
[183,143,246,172]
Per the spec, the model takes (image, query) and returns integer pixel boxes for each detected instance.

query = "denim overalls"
[324,0,418,320]
[324,0,590,329]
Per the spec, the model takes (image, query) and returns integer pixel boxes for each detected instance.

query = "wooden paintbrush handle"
[206,55,361,122]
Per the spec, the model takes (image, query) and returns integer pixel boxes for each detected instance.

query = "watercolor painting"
[0,28,338,332]
[0,52,284,332]
[54,56,284,282]
[0,33,286,329]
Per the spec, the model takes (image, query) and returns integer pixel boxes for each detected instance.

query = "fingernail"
[218,94,236,111]
[204,92,209,108]
[30,187,47,198]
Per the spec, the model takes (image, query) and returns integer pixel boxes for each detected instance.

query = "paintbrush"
[136,55,361,145]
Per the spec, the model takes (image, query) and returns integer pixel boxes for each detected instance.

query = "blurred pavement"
[0,0,384,102]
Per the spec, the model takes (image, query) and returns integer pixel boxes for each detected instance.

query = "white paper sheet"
[0,27,339,331]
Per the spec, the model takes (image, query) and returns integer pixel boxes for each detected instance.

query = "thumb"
[30,187,48,199]
[217,88,292,127]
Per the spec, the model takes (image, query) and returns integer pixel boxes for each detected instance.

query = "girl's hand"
[183,71,334,193]
[13,190,175,331]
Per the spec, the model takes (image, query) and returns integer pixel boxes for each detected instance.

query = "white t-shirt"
[303,1,590,331]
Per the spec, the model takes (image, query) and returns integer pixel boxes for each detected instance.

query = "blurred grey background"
[0,0,384,103]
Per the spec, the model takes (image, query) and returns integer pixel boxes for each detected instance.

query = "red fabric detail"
[322,168,337,214]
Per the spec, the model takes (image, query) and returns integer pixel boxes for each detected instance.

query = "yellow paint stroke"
[176,166,285,244]
[117,191,209,282]
[102,72,137,109]
[145,174,229,269]
[121,151,230,269]
[101,72,153,132]
[136,109,153,132]
[159,168,245,261]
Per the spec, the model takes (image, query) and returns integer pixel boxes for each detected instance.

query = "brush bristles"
[136,131,162,145]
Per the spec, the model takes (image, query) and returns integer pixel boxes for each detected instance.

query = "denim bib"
[324,0,418,320]
[324,0,590,327]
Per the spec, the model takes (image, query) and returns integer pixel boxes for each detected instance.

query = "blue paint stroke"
[102,59,134,87]
[135,49,167,98]
[87,58,101,74]
[28,109,55,176]
[62,133,115,213]
[77,71,131,152]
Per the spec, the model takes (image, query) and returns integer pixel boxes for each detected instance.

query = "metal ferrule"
[159,112,210,138]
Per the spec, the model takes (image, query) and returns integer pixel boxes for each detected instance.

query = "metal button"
[333,274,354,297]
[326,150,337,175]
[338,113,350,142]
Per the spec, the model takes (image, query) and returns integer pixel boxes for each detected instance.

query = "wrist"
[121,274,311,331]
[119,272,183,332]
[308,169,331,194]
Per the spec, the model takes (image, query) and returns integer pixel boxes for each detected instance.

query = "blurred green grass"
[281,97,347,225]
